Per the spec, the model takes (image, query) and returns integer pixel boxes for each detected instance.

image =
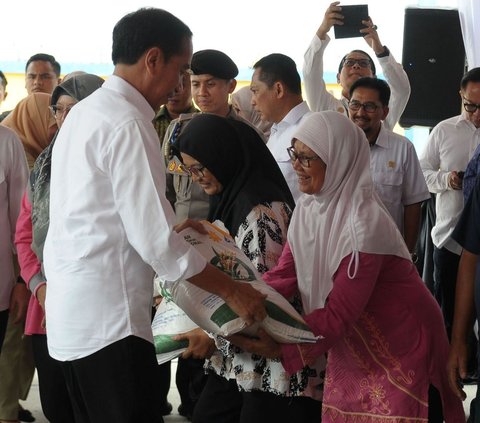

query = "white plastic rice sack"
[160,221,318,344]
[152,297,198,364]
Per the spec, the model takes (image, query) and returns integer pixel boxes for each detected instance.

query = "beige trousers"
[0,316,35,420]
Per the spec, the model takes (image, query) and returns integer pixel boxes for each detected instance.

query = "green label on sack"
[265,301,311,331]
[154,335,189,354]
[210,304,239,328]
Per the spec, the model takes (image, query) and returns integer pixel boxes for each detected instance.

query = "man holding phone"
[303,1,410,130]
[420,67,480,343]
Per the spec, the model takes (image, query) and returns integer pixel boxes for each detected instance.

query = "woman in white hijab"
[230,111,464,421]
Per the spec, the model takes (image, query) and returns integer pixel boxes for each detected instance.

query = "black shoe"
[18,408,35,422]
[160,401,173,416]
[178,404,193,421]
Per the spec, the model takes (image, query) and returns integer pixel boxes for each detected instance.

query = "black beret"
[191,49,238,80]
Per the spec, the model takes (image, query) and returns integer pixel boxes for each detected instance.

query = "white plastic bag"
[152,297,198,364]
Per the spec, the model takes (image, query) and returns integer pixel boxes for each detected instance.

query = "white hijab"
[288,111,410,313]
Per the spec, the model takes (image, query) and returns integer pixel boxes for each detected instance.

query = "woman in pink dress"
[230,111,464,421]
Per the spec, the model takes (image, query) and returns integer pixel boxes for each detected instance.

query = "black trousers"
[175,356,207,414]
[60,335,164,423]
[433,246,461,336]
[193,371,322,423]
[0,309,7,354]
[31,334,75,423]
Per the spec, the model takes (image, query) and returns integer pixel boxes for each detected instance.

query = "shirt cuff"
[33,281,47,299]
[376,45,390,58]
[29,272,45,295]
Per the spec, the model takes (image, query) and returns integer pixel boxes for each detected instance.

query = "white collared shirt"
[0,127,28,311]
[420,114,480,254]
[44,75,207,361]
[303,34,411,131]
[268,101,311,202]
[370,124,430,233]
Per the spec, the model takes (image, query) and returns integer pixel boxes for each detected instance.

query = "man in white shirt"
[303,1,410,131]
[43,9,266,423]
[420,67,480,338]
[0,126,28,353]
[251,53,311,202]
[348,77,429,255]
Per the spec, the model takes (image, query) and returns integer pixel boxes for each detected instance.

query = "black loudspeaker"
[400,8,466,128]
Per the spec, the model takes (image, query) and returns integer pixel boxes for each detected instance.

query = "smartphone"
[334,5,369,39]
[458,171,465,179]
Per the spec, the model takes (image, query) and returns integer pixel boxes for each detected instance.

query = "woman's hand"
[173,328,217,359]
[228,328,282,359]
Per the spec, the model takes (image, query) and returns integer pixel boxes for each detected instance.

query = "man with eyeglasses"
[420,67,480,352]
[25,53,61,95]
[348,77,429,257]
[303,1,410,130]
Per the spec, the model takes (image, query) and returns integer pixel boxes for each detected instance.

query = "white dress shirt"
[44,75,207,361]
[0,127,28,311]
[370,124,430,233]
[420,114,480,254]
[303,34,411,131]
[267,101,311,202]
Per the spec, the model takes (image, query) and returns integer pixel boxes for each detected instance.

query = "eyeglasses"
[49,104,76,117]
[342,58,371,69]
[463,98,480,113]
[348,100,380,113]
[286,146,320,168]
[179,163,206,177]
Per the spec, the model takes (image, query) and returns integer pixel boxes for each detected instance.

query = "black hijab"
[178,114,295,236]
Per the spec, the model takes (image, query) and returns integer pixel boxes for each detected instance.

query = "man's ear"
[273,81,285,98]
[381,106,390,121]
[145,47,165,76]
[227,79,237,94]
[336,73,341,84]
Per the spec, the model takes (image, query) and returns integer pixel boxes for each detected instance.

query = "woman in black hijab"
[179,113,294,273]
[177,114,322,423]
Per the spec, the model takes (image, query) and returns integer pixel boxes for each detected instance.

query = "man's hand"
[448,171,463,190]
[360,17,384,55]
[317,2,343,40]
[173,328,217,359]
[9,282,30,324]
[222,283,267,327]
[447,342,468,400]
[228,329,282,359]
[174,218,207,234]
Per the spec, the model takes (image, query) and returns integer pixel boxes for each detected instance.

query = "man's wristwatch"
[410,252,418,264]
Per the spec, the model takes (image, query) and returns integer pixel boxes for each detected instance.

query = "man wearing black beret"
[190,49,239,116]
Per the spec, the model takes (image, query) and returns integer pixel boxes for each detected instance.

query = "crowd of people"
[0,1,479,422]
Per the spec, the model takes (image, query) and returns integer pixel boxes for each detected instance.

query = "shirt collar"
[456,112,480,131]
[272,101,310,131]
[104,75,155,121]
[371,123,389,149]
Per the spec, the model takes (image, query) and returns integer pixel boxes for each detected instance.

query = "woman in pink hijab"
[230,111,464,421]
